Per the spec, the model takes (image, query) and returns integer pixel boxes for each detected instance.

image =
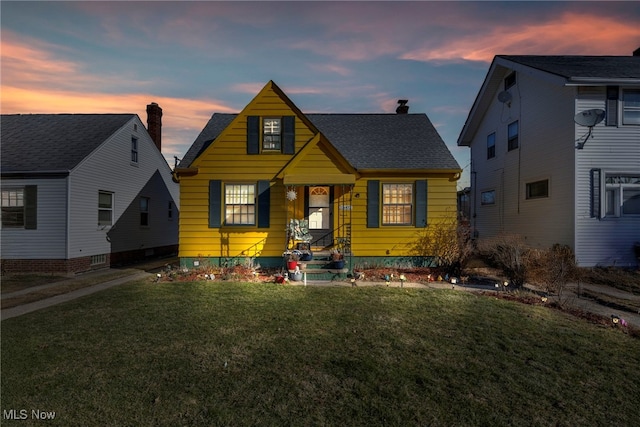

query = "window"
[382,183,413,225]
[487,132,496,159]
[2,186,37,229]
[263,118,281,150]
[2,188,24,227]
[91,254,107,265]
[622,89,640,125]
[604,174,640,217]
[131,137,138,163]
[481,190,495,206]
[225,184,255,225]
[98,191,114,226]
[168,201,174,220]
[504,72,516,90]
[507,120,519,151]
[140,197,150,226]
[526,180,549,199]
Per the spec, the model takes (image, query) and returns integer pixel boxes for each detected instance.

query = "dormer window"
[263,118,281,150]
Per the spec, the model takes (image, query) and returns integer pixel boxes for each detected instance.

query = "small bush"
[478,234,530,288]
[527,244,577,296]
[409,217,473,277]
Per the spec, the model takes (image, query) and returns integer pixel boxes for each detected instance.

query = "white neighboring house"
[1,103,180,274]
[458,53,640,267]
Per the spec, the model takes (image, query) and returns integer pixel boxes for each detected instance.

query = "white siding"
[574,87,640,267]
[68,116,179,258]
[471,70,576,250]
[1,177,68,258]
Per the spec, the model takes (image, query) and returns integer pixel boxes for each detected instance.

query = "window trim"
[487,132,496,159]
[224,183,256,226]
[140,196,150,227]
[507,120,519,151]
[1,187,25,228]
[381,183,413,226]
[525,179,549,200]
[262,117,282,151]
[131,136,139,164]
[98,191,114,227]
[602,172,640,218]
[622,89,640,126]
[504,72,516,90]
[481,190,496,206]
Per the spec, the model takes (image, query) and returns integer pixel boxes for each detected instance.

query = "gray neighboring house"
[1,103,180,274]
[458,52,640,267]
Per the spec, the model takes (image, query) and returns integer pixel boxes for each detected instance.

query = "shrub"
[478,234,530,288]
[527,244,577,297]
[409,217,473,277]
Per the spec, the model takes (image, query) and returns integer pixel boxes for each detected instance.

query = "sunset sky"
[2,1,639,187]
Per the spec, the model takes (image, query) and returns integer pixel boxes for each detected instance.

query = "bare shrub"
[527,244,577,298]
[409,217,474,277]
[478,234,530,288]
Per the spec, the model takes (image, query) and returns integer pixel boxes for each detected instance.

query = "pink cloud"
[401,12,640,63]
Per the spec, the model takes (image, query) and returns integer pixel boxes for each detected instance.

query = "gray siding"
[1,177,68,259]
[69,116,179,258]
[471,69,575,250]
[574,87,640,267]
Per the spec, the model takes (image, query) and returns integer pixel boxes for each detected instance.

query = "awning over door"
[282,174,356,185]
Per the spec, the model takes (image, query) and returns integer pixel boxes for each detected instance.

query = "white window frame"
[622,89,640,125]
[131,136,139,163]
[382,183,413,225]
[262,118,281,151]
[603,173,640,218]
[1,187,24,227]
[224,184,256,225]
[98,191,114,227]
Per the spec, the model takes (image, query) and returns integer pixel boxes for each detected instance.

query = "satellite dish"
[497,91,512,104]
[574,109,605,149]
[574,109,605,127]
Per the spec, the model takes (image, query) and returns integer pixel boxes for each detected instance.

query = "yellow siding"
[179,82,460,260]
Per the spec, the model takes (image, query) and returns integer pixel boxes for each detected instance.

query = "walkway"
[2,264,639,329]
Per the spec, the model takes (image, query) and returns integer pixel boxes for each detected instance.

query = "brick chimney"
[396,99,409,114]
[146,102,162,152]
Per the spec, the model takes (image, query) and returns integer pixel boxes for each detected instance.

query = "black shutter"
[415,180,428,228]
[209,180,222,228]
[590,169,601,219]
[606,86,618,126]
[247,116,260,154]
[367,180,380,228]
[282,116,295,154]
[257,180,270,228]
[24,185,37,229]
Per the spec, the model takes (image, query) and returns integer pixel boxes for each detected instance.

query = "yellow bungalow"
[175,81,461,275]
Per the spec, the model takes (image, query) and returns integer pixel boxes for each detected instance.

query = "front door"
[306,186,332,247]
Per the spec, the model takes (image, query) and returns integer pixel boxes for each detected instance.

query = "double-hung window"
[131,137,139,163]
[526,180,549,199]
[487,132,496,159]
[225,184,256,225]
[622,89,640,125]
[1,188,24,227]
[605,174,640,217]
[98,191,114,226]
[382,183,413,225]
[263,118,281,151]
[140,197,150,226]
[507,121,519,151]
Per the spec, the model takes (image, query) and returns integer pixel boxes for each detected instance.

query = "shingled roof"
[180,113,460,171]
[498,55,640,80]
[1,114,134,174]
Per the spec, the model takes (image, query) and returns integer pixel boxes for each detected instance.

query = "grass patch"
[1,270,141,309]
[1,273,68,294]
[578,267,640,294]
[2,282,640,426]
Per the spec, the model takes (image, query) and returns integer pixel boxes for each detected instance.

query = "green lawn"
[2,281,639,426]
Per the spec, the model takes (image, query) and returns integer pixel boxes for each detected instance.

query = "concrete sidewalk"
[1,271,151,321]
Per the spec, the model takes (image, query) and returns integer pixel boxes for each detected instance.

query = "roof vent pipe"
[396,99,409,114]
